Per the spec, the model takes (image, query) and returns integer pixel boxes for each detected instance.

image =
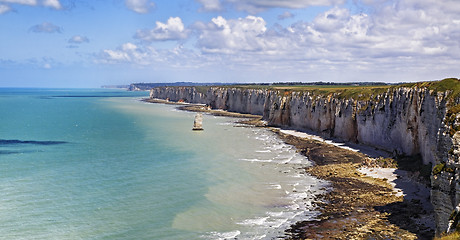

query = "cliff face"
[150,84,460,234]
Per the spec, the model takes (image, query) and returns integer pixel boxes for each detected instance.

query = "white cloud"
[278,11,294,20]
[42,0,61,9]
[98,43,155,65]
[197,15,271,53]
[312,7,349,32]
[98,1,460,82]
[196,0,222,11]
[135,17,189,41]
[125,0,155,14]
[29,22,62,33]
[0,4,11,13]
[98,42,212,69]
[196,0,345,13]
[68,35,89,44]
[0,0,62,13]
[0,0,37,5]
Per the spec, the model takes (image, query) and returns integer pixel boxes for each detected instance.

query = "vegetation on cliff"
[190,77,458,102]
[196,78,459,135]
[435,231,460,240]
[399,78,460,100]
[433,162,455,175]
[400,78,459,136]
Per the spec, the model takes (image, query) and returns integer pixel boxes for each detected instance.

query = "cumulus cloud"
[98,42,152,65]
[125,0,155,14]
[29,22,62,33]
[193,1,460,63]
[135,17,189,41]
[68,35,89,44]
[99,0,460,82]
[196,15,271,53]
[97,41,214,69]
[312,7,350,32]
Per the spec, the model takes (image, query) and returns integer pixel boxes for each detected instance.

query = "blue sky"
[1,0,459,87]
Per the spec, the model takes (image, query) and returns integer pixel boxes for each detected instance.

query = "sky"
[0,0,459,87]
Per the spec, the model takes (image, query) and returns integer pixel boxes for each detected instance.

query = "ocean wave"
[238,158,273,163]
[203,121,328,239]
[205,230,241,240]
[268,184,282,189]
[255,150,271,153]
[238,217,270,226]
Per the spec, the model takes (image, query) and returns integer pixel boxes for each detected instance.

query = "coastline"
[142,98,434,239]
[143,98,265,126]
[278,131,434,239]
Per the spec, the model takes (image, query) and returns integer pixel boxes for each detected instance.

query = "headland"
[144,78,460,239]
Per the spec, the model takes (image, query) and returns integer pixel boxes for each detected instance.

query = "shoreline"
[143,98,265,126]
[277,130,434,239]
[142,98,434,239]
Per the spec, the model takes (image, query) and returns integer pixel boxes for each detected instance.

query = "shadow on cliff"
[374,168,435,240]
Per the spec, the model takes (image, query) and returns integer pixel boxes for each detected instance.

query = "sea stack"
[193,113,203,131]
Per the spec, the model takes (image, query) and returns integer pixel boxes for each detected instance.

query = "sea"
[0,88,327,240]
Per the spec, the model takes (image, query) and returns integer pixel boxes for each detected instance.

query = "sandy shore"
[143,99,435,239]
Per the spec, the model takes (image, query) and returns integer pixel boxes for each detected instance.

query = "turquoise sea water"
[0,89,326,239]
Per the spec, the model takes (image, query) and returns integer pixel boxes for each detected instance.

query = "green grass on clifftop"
[224,78,459,101]
[400,78,460,100]
[222,84,392,101]
[187,78,459,102]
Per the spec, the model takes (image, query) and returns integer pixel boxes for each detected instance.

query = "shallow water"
[0,89,326,239]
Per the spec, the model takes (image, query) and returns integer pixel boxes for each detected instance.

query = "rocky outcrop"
[150,82,460,234]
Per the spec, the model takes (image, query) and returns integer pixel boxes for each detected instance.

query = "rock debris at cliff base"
[278,132,434,240]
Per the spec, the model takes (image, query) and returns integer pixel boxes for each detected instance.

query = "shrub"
[433,162,446,175]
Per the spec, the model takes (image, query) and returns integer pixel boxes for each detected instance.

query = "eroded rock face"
[150,87,207,104]
[432,132,460,233]
[150,86,459,233]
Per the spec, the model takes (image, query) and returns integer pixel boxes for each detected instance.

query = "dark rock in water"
[0,139,67,145]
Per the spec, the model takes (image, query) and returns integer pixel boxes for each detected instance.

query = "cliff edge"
[150,78,460,234]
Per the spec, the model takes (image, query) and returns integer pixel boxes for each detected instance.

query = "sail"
[192,113,203,130]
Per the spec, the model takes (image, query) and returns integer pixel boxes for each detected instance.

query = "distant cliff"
[150,79,460,234]
[129,82,231,91]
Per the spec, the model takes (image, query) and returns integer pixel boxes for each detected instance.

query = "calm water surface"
[0,88,326,239]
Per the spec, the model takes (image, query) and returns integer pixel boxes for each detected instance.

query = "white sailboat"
[192,113,204,131]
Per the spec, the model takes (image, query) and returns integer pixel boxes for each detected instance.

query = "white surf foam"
[238,158,273,163]
[206,230,241,240]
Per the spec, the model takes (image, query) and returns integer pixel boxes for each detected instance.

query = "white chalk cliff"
[150,80,460,233]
